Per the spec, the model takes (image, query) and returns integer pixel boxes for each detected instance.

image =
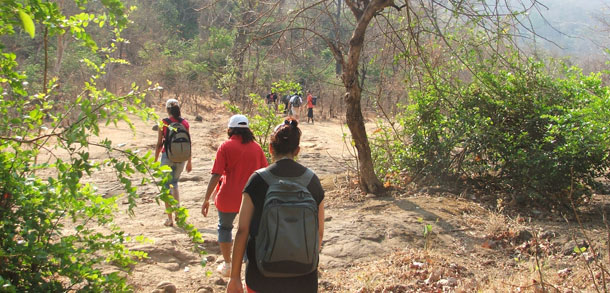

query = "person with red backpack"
[155,98,193,227]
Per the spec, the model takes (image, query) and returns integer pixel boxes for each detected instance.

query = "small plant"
[417,217,435,250]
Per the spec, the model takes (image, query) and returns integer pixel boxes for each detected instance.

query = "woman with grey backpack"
[227,118,325,293]
[154,98,193,227]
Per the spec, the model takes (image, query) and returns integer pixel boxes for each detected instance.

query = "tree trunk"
[344,81,383,194]
[340,0,391,194]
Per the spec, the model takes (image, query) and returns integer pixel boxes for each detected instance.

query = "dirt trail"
[89,101,607,292]
[91,103,363,292]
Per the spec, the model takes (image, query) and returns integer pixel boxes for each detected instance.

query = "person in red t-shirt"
[306,91,315,124]
[155,99,193,227]
[201,114,268,277]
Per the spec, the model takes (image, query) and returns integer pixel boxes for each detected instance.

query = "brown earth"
[78,98,609,292]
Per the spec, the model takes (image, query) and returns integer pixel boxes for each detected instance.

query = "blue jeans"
[217,211,238,243]
[161,152,186,190]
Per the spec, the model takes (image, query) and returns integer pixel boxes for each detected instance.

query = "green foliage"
[417,217,435,250]
[17,9,35,38]
[0,1,202,291]
[224,93,284,161]
[271,80,302,97]
[574,246,587,254]
[155,0,199,40]
[372,58,610,206]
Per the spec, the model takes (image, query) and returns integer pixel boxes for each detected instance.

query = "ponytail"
[270,118,301,155]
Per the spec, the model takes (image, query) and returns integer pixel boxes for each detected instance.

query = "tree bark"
[340,0,391,194]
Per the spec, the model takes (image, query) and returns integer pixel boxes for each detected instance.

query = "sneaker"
[217,262,230,277]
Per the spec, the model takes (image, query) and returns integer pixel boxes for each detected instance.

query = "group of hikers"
[265,91,317,124]
[154,98,325,293]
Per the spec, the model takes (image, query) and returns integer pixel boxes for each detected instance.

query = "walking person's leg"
[162,153,185,226]
[217,211,238,277]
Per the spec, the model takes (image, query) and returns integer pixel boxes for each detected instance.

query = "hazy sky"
[529,0,610,56]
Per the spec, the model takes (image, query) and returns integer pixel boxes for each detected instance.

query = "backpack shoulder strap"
[163,118,171,125]
[293,168,315,188]
[255,168,280,186]
[255,168,314,188]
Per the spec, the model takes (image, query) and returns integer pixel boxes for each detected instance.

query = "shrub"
[0,1,202,291]
[372,59,610,206]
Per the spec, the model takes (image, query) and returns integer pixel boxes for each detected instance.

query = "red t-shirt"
[212,135,268,213]
[161,117,190,153]
[307,94,314,108]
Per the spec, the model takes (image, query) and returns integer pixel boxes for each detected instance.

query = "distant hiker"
[271,92,278,111]
[289,93,303,120]
[155,98,193,227]
[281,94,291,114]
[306,91,315,124]
[201,114,268,278]
[226,118,325,293]
[265,91,278,111]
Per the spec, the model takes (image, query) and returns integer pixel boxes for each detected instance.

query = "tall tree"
[280,0,543,194]
[339,0,392,194]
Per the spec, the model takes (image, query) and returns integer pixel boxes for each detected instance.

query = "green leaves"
[372,55,610,206]
[0,1,203,291]
[18,9,35,38]
[573,246,587,254]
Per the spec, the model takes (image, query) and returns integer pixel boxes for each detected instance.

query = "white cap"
[166,98,179,108]
[228,114,249,128]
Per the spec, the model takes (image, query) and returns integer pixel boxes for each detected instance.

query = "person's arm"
[226,193,255,293]
[201,173,221,217]
[186,123,193,172]
[154,123,164,161]
[186,157,192,172]
[318,199,325,251]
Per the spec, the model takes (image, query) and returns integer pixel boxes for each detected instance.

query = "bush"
[0,1,203,291]
[372,59,610,206]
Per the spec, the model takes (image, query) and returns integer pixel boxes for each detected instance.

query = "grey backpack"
[254,168,319,278]
[163,118,191,163]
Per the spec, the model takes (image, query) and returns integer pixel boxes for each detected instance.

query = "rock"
[410,261,425,269]
[215,278,227,286]
[366,193,376,198]
[206,255,216,263]
[515,230,533,243]
[425,268,443,284]
[152,281,176,293]
[584,252,596,262]
[195,115,203,122]
[563,240,589,256]
[481,239,497,249]
[540,230,557,239]
[558,268,572,277]
[152,125,159,131]
[438,277,458,287]
[196,286,214,293]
